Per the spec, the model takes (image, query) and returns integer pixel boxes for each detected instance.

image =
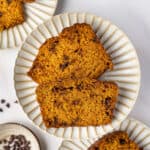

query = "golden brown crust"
[0,0,35,31]
[36,78,118,128]
[28,23,113,84]
[21,0,35,2]
[88,131,142,150]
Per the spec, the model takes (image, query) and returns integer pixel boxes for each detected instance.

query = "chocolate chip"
[49,40,59,52]
[105,97,111,106]
[74,49,78,53]
[0,108,3,112]
[0,140,2,144]
[104,84,109,88]
[54,40,59,43]
[54,100,62,108]
[47,120,52,126]
[10,135,15,141]
[6,103,10,108]
[53,117,58,125]
[68,86,73,90]
[106,97,111,100]
[90,93,95,98]
[119,138,126,144]
[52,86,59,92]
[75,30,79,34]
[77,83,83,91]
[74,48,82,55]
[63,55,69,60]
[94,147,99,150]
[14,100,18,104]
[52,86,65,92]
[12,146,16,150]
[7,0,12,4]
[106,62,110,66]
[92,36,99,42]
[72,100,80,105]
[105,111,109,116]
[3,139,7,143]
[27,141,31,145]
[52,86,73,93]
[49,46,56,52]
[60,62,69,71]
[1,99,5,104]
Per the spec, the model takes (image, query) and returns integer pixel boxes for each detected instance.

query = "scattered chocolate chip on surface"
[1,99,6,104]
[6,103,10,108]
[0,98,18,113]
[14,100,18,104]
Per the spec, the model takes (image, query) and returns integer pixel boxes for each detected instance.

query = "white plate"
[0,0,57,49]
[14,13,141,139]
[59,118,150,150]
[0,123,41,150]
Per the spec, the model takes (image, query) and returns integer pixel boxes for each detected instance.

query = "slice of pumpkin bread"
[36,78,118,128]
[88,131,142,150]
[0,0,35,32]
[0,0,24,31]
[28,23,113,83]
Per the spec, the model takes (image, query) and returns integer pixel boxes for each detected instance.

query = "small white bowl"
[0,123,41,150]
[14,13,141,139]
[59,118,150,150]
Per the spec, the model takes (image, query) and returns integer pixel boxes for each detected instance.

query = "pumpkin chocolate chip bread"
[0,0,35,32]
[28,23,113,84]
[36,78,118,128]
[88,131,142,150]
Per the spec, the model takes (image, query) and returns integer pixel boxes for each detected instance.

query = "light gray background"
[0,0,150,149]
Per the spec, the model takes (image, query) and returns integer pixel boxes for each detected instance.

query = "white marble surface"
[0,0,150,149]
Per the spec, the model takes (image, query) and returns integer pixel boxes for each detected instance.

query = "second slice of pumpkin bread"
[36,78,118,128]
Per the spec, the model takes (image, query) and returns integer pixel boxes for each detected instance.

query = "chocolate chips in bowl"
[0,123,41,150]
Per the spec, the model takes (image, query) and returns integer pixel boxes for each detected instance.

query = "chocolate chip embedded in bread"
[49,40,59,52]
[119,138,126,145]
[53,117,58,125]
[104,97,111,107]
[60,62,69,71]
[63,55,69,60]
[72,99,80,105]
[77,83,83,91]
